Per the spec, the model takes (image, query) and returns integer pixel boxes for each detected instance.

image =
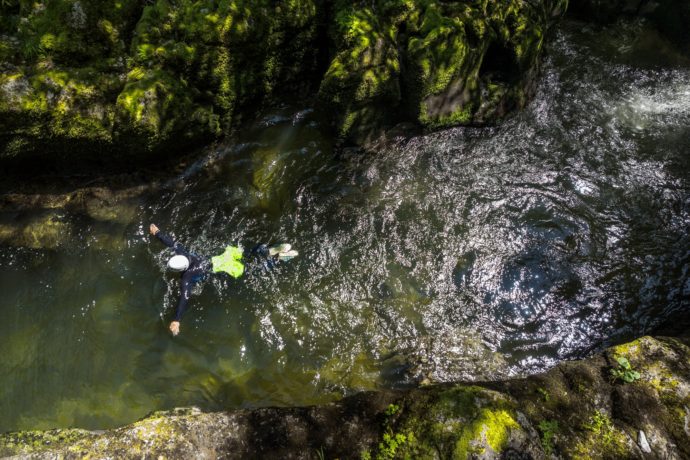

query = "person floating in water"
[149,223,297,336]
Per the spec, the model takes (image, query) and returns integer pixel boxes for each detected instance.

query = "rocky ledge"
[0,0,568,171]
[1,335,688,459]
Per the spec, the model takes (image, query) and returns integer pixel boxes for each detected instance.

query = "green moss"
[385,386,523,458]
[318,4,401,141]
[1,0,319,161]
[2,0,563,157]
[647,365,680,393]
[572,410,628,459]
[610,339,643,359]
[117,69,189,130]
[317,0,564,138]
[419,104,472,129]
[406,4,469,96]
[0,429,93,456]
[453,407,519,457]
[538,419,558,455]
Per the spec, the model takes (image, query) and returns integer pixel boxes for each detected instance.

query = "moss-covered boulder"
[318,0,569,144]
[500,335,690,459]
[0,0,319,169]
[1,0,572,167]
[1,336,688,459]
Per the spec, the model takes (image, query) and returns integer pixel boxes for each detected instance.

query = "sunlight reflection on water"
[0,21,688,431]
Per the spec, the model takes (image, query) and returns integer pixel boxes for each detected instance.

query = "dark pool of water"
[0,21,688,431]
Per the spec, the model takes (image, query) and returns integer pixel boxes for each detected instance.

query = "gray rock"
[638,429,651,454]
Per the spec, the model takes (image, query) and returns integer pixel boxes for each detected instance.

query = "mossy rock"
[499,336,690,459]
[317,3,402,143]
[0,0,319,169]
[381,385,536,459]
[318,0,568,145]
[0,336,688,458]
[1,0,570,163]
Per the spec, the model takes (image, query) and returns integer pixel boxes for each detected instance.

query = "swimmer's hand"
[149,224,160,236]
[169,321,180,336]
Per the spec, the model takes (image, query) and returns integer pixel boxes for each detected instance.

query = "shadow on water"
[0,20,689,431]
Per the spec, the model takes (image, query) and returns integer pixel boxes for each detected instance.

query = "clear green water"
[1,21,689,432]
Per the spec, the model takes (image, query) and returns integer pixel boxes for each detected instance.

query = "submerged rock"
[1,336,687,459]
[0,185,145,249]
[0,211,71,249]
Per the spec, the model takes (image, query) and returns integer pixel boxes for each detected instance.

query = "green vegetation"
[384,404,400,417]
[361,401,413,460]
[582,411,623,448]
[538,419,558,455]
[1,0,567,163]
[362,432,414,460]
[537,386,550,401]
[315,446,325,460]
[572,410,628,458]
[0,0,318,164]
[319,0,568,142]
[610,356,641,383]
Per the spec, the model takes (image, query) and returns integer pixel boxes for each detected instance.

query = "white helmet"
[167,255,190,271]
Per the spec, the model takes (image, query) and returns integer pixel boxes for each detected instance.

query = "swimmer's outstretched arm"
[166,264,197,336]
[149,224,191,257]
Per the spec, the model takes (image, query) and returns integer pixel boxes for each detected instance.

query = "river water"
[1,21,688,431]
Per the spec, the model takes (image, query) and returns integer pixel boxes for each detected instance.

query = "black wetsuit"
[155,231,211,321]
[155,231,275,321]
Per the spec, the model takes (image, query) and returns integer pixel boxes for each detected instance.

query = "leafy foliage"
[384,404,400,417]
[582,411,618,446]
[538,419,558,455]
[610,357,641,383]
[536,387,550,401]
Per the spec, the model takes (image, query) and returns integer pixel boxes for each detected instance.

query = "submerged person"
[149,223,297,336]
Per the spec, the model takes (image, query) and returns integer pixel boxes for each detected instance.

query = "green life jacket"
[211,246,244,278]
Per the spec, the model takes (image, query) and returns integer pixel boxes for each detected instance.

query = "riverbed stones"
[2,336,688,458]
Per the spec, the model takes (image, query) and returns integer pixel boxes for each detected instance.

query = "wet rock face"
[0,0,320,170]
[568,0,647,22]
[318,0,569,144]
[568,0,690,54]
[1,336,687,459]
[0,0,568,169]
